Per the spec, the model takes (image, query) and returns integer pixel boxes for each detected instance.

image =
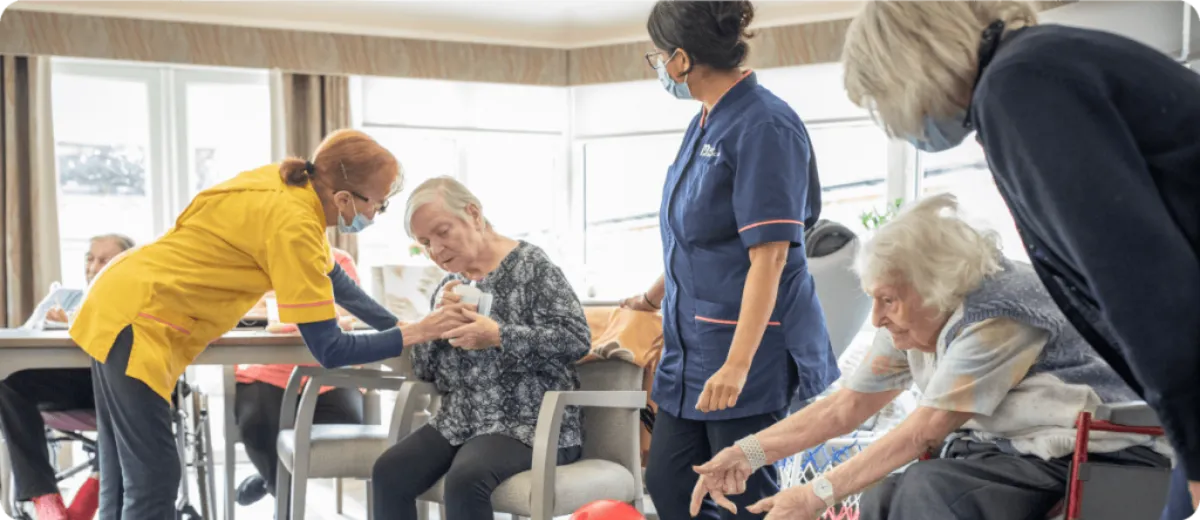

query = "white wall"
[1042,0,1198,57]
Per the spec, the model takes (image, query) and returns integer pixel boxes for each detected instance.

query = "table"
[0,329,315,380]
[0,329,319,518]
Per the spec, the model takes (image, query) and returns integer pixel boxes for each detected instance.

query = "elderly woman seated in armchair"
[690,194,1171,520]
[371,176,591,520]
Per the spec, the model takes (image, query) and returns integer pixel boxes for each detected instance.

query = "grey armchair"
[806,221,871,360]
[274,366,407,520]
[390,359,647,520]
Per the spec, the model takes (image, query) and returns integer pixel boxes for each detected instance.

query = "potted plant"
[859,198,904,232]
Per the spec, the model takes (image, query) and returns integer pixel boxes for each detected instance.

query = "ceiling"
[9,0,866,48]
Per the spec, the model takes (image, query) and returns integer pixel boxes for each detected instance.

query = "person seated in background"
[371,177,591,520]
[21,234,134,329]
[232,246,380,505]
[0,233,134,520]
[689,195,1171,520]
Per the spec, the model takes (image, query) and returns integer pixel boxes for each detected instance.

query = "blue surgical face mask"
[336,199,374,234]
[908,112,972,152]
[656,54,692,100]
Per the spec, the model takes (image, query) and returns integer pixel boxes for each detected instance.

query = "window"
[809,122,892,236]
[920,140,1028,261]
[51,59,270,289]
[580,133,682,300]
[354,76,569,291]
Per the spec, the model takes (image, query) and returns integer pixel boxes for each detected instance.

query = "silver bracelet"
[735,435,768,470]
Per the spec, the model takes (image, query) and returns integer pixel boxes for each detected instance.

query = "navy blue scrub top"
[653,72,840,421]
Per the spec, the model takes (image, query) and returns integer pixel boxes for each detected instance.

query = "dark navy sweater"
[973,25,1200,478]
[297,263,404,368]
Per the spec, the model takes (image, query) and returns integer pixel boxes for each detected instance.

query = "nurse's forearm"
[296,319,437,368]
[646,274,665,306]
[726,242,789,367]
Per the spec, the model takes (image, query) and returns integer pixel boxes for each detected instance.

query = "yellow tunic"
[69,164,338,401]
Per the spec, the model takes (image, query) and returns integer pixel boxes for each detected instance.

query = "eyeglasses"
[339,162,390,214]
[644,51,667,71]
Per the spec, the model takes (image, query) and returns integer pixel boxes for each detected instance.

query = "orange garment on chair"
[235,247,360,393]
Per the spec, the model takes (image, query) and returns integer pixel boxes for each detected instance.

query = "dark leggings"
[371,425,582,520]
[92,326,180,520]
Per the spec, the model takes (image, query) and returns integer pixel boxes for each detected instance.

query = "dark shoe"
[235,474,269,506]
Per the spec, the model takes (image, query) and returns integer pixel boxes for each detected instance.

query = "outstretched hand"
[690,445,754,516]
[746,485,826,520]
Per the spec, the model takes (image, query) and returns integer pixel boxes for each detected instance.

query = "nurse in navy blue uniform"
[622,2,840,518]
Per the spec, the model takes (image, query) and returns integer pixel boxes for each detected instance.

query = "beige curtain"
[0,55,62,327]
[280,73,357,260]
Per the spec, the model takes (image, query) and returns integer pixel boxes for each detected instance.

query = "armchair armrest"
[388,381,440,443]
[530,390,646,516]
[1094,401,1162,428]
[278,366,406,438]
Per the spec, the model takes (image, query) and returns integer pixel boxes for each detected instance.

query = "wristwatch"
[811,476,836,508]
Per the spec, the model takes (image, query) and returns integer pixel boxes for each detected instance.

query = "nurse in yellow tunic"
[69,129,466,519]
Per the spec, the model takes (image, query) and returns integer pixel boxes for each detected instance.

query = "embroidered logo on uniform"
[699,144,720,158]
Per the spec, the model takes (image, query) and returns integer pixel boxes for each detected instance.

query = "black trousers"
[371,424,582,520]
[0,368,94,500]
[860,439,1169,520]
[92,326,180,520]
[646,408,786,520]
[233,381,364,490]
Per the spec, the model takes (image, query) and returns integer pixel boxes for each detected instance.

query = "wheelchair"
[1,377,218,520]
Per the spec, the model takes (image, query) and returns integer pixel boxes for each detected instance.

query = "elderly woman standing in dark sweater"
[371,176,591,520]
[840,2,1200,518]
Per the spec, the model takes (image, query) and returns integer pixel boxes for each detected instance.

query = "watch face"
[815,479,833,496]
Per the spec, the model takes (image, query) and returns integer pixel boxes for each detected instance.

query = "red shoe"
[67,476,99,520]
[31,493,68,520]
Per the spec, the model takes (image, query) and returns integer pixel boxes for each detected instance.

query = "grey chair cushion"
[418,459,637,516]
[277,425,390,479]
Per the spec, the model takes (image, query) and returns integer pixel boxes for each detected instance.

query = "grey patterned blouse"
[411,241,592,448]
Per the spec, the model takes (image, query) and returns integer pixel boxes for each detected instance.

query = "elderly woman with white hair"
[370,176,590,520]
[688,195,1171,520]
[840,2,1200,517]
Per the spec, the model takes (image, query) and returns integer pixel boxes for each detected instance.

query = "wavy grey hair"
[842,1,1038,139]
[404,176,490,238]
[855,194,1003,313]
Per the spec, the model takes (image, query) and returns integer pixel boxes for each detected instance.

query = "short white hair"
[842,1,1038,139]
[855,193,1003,313]
[404,176,487,238]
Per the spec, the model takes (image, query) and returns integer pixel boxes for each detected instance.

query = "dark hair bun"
[713,0,755,40]
[647,0,756,71]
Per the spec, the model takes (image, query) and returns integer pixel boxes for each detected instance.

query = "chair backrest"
[577,360,643,467]
[808,235,872,360]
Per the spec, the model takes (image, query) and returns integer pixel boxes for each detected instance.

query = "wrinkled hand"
[689,445,754,516]
[619,293,658,313]
[438,280,463,308]
[747,485,826,520]
[45,306,69,323]
[697,362,749,413]
[442,309,501,350]
[419,304,474,338]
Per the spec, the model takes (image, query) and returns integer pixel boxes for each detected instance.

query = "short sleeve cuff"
[279,300,337,324]
[738,220,806,249]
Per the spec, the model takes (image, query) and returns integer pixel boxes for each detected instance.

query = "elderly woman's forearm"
[759,388,898,463]
[499,319,591,363]
[647,274,666,304]
[726,242,789,367]
[825,407,972,502]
